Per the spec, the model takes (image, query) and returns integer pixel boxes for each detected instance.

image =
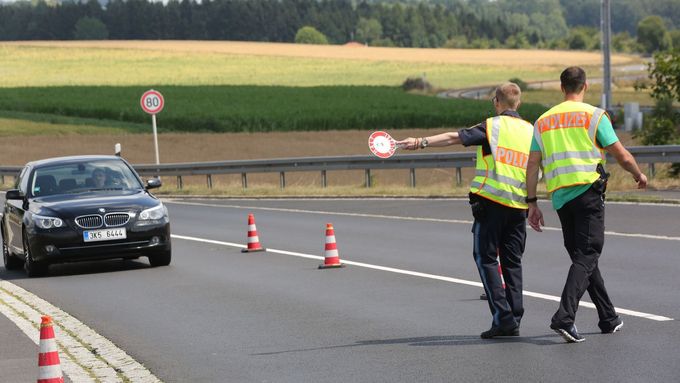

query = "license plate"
[83,228,127,242]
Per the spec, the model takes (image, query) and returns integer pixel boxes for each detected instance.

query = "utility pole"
[601,0,612,111]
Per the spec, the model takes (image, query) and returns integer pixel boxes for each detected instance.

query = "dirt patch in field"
[1,129,642,191]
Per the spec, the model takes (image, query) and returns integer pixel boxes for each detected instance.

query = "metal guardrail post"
[279,172,285,189]
[456,167,462,186]
[177,175,183,189]
[409,168,416,188]
[241,173,247,189]
[207,174,213,189]
[649,163,656,178]
[365,169,371,188]
[321,170,327,188]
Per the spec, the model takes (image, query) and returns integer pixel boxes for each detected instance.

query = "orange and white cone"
[241,213,265,253]
[38,315,63,383]
[318,223,344,269]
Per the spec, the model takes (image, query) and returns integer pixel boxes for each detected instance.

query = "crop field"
[0,85,550,132]
[0,42,640,89]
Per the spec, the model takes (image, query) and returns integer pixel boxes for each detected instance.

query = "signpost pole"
[152,114,160,166]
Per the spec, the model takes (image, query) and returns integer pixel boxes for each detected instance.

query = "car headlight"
[33,215,63,229]
[137,204,168,225]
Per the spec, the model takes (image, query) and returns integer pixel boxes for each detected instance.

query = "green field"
[0,86,549,132]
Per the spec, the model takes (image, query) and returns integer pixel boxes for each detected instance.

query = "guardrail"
[1,145,679,190]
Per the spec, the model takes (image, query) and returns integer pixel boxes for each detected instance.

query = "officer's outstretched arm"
[604,142,648,189]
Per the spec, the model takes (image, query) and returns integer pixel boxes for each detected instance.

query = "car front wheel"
[148,249,171,267]
[23,232,48,277]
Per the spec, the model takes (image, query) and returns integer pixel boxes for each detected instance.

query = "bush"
[73,17,109,40]
[508,78,528,91]
[402,77,432,92]
[294,26,329,45]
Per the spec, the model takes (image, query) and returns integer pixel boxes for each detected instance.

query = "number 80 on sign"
[140,90,164,115]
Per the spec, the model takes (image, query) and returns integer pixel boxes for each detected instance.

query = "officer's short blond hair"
[495,83,521,109]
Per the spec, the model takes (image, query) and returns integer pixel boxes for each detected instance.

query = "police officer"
[397,82,534,338]
[526,67,648,343]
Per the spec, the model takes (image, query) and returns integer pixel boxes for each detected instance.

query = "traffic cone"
[318,223,344,269]
[241,213,265,253]
[38,315,63,383]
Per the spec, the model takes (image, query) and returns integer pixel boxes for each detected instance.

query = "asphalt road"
[2,198,679,382]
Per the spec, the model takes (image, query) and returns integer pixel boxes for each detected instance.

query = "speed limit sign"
[140,89,164,115]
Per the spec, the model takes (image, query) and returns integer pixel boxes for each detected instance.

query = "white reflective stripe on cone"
[325,236,336,244]
[325,249,339,257]
[248,236,260,243]
[38,365,62,379]
[40,339,58,354]
[248,224,257,231]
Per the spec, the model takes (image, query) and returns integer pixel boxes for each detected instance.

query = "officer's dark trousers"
[552,185,619,330]
[472,200,525,330]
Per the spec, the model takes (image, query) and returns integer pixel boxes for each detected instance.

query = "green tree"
[642,50,680,176]
[670,30,680,50]
[568,30,589,50]
[73,16,108,40]
[294,26,329,45]
[355,17,382,44]
[649,50,680,103]
[637,15,672,54]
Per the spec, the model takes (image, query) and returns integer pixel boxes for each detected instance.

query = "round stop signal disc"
[368,131,396,158]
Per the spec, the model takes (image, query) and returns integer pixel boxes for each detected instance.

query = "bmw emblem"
[98,208,106,213]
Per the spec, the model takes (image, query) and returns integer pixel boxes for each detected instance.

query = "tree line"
[0,0,678,54]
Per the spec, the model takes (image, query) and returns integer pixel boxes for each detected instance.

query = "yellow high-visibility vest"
[533,101,606,192]
[470,115,534,209]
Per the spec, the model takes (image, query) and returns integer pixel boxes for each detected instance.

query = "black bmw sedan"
[2,155,171,277]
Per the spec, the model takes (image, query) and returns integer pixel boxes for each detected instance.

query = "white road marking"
[165,200,680,241]
[0,281,161,382]
[172,234,674,322]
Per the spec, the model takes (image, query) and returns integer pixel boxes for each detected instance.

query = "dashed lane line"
[165,200,680,242]
[172,233,675,322]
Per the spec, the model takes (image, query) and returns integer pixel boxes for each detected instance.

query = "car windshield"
[30,159,144,197]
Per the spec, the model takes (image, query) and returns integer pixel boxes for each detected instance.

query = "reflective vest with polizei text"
[469,115,534,209]
[533,102,606,192]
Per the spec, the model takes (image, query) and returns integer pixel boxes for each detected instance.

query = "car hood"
[30,190,161,218]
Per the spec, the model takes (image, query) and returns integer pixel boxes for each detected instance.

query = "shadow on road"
[0,259,152,280]
[253,334,563,356]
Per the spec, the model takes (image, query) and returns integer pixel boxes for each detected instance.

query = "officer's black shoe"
[600,318,623,334]
[550,323,585,343]
[480,326,520,339]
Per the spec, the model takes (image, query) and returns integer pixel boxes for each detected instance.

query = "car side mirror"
[146,178,162,190]
[5,189,24,200]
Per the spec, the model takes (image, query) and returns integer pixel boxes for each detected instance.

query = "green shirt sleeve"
[530,135,541,151]
[596,114,618,148]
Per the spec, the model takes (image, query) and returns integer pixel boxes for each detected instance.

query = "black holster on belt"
[469,193,487,221]
[592,164,610,196]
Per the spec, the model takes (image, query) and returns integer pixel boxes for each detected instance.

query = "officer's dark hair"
[560,66,586,94]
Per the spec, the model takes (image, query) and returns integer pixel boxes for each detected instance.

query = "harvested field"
[0,41,641,89]
[7,41,639,66]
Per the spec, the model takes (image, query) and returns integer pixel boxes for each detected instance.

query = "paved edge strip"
[0,281,162,383]
[172,234,675,322]
[164,200,680,242]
